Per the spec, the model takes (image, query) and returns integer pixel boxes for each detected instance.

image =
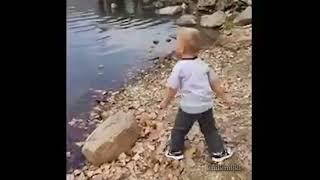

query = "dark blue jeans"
[170,108,225,153]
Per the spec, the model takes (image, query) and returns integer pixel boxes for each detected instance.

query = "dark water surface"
[67,0,177,171]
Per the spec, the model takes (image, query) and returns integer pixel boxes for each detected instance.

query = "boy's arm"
[210,78,227,99]
[208,69,233,106]
[160,87,177,109]
[160,64,180,109]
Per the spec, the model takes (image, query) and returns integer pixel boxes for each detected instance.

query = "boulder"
[197,0,216,11]
[82,111,140,165]
[215,0,234,11]
[233,6,252,26]
[176,14,197,26]
[200,10,226,28]
[197,0,217,8]
[156,6,183,15]
[153,1,165,9]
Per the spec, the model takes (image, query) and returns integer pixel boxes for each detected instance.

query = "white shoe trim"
[165,151,184,160]
[211,148,234,162]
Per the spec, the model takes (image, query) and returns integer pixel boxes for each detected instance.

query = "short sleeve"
[166,64,181,89]
[208,67,218,82]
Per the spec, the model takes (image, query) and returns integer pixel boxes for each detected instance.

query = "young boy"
[160,27,234,162]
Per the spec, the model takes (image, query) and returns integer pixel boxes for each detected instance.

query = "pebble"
[98,72,103,75]
[98,64,104,69]
[66,151,71,158]
[153,40,159,45]
[166,38,171,42]
[73,169,81,176]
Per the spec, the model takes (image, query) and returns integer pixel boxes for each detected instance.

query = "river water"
[67,0,178,171]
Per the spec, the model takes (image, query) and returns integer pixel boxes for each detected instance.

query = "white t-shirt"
[167,58,218,114]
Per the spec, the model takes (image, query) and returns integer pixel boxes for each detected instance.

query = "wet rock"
[200,10,226,28]
[143,0,151,4]
[234,6,252,26]
[156,6,183,15]
[215,0,234,11]
[153,1,165,9]
[82,111,140,165]
[101,111,110,119]
[67,174,75,180]
[67,151,71,158]
[111,3,117,9]
[176,14,197,26]
[73,169,81,176]
[75,141,85,147]
[197,0,217,11]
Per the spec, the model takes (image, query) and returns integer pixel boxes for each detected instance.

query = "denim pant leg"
[198,108,225,153]
[170,108,196,152]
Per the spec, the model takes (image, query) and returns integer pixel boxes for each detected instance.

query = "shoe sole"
[211,150,234,162]
[165,152,184,160]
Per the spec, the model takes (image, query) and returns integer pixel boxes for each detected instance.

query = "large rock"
[82,111,140,165]
[197,0,217,8]
[215,0,234,11]
[200,10,226,28]
[153,1,165,8]
[233,6,252,26]
[156,6,183,15]
[176,14,197,26]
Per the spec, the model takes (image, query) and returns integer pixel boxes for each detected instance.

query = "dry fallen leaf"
[153,163,159,173]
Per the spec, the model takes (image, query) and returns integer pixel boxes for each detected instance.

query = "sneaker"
[165,150,184,160]
[211,147,234,162]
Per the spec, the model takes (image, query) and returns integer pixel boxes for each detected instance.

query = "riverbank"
[67,24,252,180]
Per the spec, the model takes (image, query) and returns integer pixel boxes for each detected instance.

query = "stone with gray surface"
[82,111,140,165]
[233,6,252,26]
[200,11,226,28]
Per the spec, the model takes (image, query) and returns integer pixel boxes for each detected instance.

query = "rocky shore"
[67,23,252,179]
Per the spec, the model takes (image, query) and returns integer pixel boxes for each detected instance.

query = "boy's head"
[176,27,202,58]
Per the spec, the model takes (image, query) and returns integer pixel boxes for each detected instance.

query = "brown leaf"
[92,174,103,180]
[118,152,127,161]
[132,142,145,154]
[147,144,155,151]
[153,163,159,173]
[184,147,196,167]
[132,153,140,161]
[149,112,157,120]
[140,112,151,122]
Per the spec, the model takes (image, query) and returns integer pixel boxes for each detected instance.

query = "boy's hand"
[160,99,169,109]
